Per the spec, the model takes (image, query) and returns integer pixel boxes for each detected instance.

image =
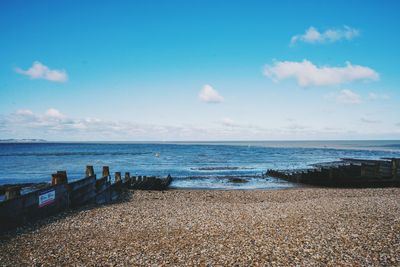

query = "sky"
[0,0,399,141]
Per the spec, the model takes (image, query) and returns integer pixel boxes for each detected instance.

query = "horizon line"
[1,139,400,143]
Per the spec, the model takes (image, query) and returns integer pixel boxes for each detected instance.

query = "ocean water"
[0,141,399,189]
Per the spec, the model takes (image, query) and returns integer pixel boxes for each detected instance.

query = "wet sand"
[1,188,399,266]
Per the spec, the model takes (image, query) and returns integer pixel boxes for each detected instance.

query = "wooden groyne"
[0,166,173,231]
[267,158,400,187]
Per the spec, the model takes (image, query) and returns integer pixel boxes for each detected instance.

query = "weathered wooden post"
[136,176,142,189]
[148,177,155,189]
[130,176,136,188]
[124,172,130,184]
[51,174,56,185]
[57,170,67,178]
[86,165,95,177]
[115,172,122,183]
[5,186,21,200]
[102,166,110,183]
[52,171,68,185]
[102,166,110,178]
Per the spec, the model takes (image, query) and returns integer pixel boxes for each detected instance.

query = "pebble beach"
[1,188,399,266]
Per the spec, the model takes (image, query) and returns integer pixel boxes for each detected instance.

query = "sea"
[0,140,399,189]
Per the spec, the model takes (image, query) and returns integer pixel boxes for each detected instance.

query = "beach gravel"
[1,188,399,266]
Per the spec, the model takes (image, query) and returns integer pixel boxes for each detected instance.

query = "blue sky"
[0,0,399,141]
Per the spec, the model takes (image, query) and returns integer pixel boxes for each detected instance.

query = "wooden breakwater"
[267,158,400,187]
[0,166,172,232]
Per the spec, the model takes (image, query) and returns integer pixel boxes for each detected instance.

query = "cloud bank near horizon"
[0,109,398,141]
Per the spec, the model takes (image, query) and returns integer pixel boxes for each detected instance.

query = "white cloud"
[15,61,68,82]
[45,108,66,119]
[264,60,379,87]
[336,89,362,104]
[291,26,359,45]
[367,92,390,100]
[198,84,224,103]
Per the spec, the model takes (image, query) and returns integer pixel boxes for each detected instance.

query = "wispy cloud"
[15,61,68,82]
[198,84,224,103]
[15,109,34,116]
[336,89,362,104]
[220,117,236,127]
[367,92,390,100]
[361,117,381,124]
[217,118,311,136]
[290,26,359,45]
[217,118,264,132]
[284,123,310,130]
[325,90,390,105]
[264,60,379,87]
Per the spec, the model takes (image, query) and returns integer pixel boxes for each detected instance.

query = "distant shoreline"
[0,139,47,143]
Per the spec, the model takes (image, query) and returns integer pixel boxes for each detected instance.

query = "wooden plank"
[68,176,96,191]
[0,184,69,231]
[69,176,96,207]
